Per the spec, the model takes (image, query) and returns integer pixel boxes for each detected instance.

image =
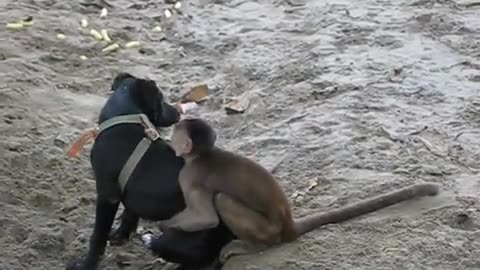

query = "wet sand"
[1,0,480,269]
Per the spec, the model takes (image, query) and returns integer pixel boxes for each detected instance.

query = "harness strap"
[96,113,161,193]
[98,114,146,134]
[118,137,152,192]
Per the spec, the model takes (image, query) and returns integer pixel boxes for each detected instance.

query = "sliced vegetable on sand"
[102,43,120,53]
[125,41,141,48]
[90,29,103,40]
[6,16,33,30]
[100,29,112,42]
[6,23,24,30]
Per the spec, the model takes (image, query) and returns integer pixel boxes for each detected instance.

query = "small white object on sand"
[81,18,88,28]
[164,9,172,18]
[100,8,108,18]
[178,102,200,114]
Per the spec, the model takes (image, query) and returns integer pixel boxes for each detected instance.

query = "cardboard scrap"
[181,84,209,103]
[224,91,252,114]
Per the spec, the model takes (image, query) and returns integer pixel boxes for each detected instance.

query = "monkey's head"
[170,118,217,157]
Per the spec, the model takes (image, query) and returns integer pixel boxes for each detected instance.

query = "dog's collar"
[97,114,160,141]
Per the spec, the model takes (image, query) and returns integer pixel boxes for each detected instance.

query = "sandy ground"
[1,0,480,269]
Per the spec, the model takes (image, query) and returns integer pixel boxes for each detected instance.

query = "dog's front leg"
[67,198,119,270]
[109,209,139,246]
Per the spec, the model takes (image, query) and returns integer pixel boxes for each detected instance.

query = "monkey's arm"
[161,188,219,232]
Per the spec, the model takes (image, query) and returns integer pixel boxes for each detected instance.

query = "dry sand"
[1,0,480,269]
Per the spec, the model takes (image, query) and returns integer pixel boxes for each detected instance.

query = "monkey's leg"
[215,193,281,244]
[214,193,280,263]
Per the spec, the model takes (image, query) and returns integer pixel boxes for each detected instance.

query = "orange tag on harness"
[67,127,98,158]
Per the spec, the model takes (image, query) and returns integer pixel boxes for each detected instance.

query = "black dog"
[67,73,234,270]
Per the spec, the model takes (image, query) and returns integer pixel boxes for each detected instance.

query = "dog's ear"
[131,79,162,117]
[111,72,134,91]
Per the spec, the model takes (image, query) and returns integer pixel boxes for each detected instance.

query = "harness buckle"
[139,114,160,141]
[145,128,160,141]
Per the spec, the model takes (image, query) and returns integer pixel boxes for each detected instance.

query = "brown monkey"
[158,118,439,262]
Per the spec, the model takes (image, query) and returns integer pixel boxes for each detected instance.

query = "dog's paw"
[109,229,130,246]
[66,253,98,270]
[141,233,156,249]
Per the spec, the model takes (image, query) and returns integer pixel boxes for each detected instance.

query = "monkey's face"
[171,126,193,157]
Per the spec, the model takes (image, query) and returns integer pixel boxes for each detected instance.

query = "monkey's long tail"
[294,182,439,236]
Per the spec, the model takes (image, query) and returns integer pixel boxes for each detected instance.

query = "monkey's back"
[196,147,292,221]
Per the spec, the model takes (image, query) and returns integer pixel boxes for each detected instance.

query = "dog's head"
[110,73,180,127]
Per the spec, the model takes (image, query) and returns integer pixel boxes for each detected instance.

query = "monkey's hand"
[141,233,157,249]
[158,211,193,231]
[157,221,170,232]
[163,189,220,232]
[160,209,218,232]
